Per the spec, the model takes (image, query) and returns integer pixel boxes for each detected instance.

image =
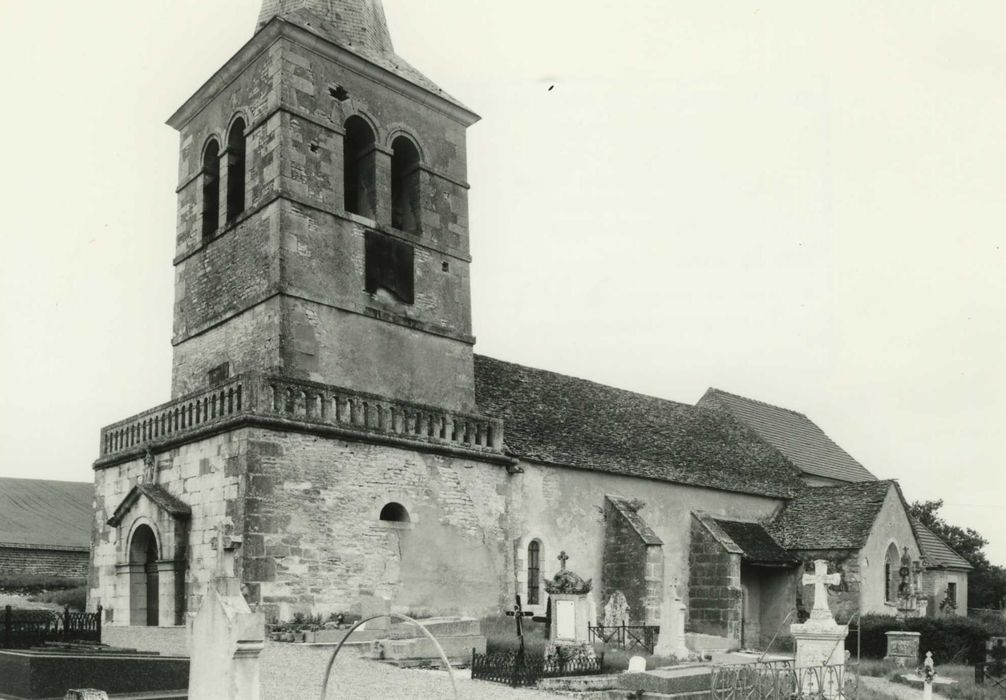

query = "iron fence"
[711,661,858,700]
[588,624,659,654]
[2,606,102,649]
[470,649,605,687]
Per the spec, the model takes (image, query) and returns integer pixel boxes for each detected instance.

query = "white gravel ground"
[261,642,569,700]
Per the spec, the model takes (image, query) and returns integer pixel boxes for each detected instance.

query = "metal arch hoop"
[319,613,459,700]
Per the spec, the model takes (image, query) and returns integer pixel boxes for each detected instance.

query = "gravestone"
[358,590,391,634]
[653,581,690,659]
[64,692,109,700]
[884,631,921,667]
[604,591,630,628]
[188,527,265,700]
[628,656,647,673]
[544,552,596,664]
[790,560,848,700]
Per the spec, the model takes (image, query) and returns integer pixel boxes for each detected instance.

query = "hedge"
[848,614,1006,664]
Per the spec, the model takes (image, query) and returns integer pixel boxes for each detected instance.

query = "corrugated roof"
[474,355,804,499]
[697,389,878,484]
[912,519,973,570]
[714,518,798,565]
[0,478,92,550]
[769,480,897,550]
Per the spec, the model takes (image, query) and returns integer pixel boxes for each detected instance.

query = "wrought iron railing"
[1,606,102,650]
[711,661,859,700]
[589,624,659,655]
[471,649,605,687]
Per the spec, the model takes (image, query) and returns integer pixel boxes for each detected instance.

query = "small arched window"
[885,543,900,603]
[202,139,221,240]
[344,116,377,218]
[226,118,247,223]
[380,502,410,523]
[527,540,542,605]
[391,136,421,233]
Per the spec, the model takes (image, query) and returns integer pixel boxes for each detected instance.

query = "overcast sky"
[0,1,1002,564]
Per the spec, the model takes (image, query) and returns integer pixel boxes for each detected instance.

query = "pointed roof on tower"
[256,0,469,111]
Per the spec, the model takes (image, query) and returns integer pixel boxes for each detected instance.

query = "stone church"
[88,0,969,650]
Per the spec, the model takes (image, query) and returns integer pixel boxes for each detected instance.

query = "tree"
[910,499,1006,610]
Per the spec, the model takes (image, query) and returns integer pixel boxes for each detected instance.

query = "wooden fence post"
[96,605,103,645]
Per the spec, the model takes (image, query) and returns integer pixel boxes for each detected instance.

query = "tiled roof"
[769,480,898,550]
[714,518,798,565]
[912,519,973,571]
[0,478,92,550]
[473,355,804,498]
[258,2,471,112]
[607,496,663,546]
[697,389,878,484]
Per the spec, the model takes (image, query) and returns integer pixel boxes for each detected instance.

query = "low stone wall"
[0,546,89,579]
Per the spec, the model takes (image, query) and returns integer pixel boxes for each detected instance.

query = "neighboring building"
[0,478,92,579]
[912,519,972,616]
[85,0,953,652]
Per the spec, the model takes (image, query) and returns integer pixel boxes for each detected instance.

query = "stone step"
[537,674,621,692]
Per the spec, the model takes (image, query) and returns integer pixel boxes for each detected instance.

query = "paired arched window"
[344,116,377,219]
[201,139,221,240]
[527,540,542,605]
[391,136,421,233]
[226,118,247,223]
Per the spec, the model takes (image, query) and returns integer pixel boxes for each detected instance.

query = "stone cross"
[923,651,935,700]
[213,524,233,579]
[558,551,569,570]
[803,559,841,620]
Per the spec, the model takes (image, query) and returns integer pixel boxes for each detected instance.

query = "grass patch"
[32,586,87,611]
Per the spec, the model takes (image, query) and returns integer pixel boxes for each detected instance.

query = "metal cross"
[557,551,569,570]
[505,594,534,652]
[802,559,841,618]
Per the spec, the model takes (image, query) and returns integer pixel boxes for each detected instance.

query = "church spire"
[257,0,394,54]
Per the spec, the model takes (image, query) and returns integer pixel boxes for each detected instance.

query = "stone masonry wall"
[0,546,89,579]
[689,516,743,639]
[90,432,248,625]
[242,427,509,622]
[602,500,664,625]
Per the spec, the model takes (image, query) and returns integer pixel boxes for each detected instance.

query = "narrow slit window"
[391,136,421,233]
[226,118,247,223]
[527,540,542,605]
[344,116,377,218]
[202,139,221,240]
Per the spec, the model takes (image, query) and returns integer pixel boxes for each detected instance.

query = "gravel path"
[261,643,569,700]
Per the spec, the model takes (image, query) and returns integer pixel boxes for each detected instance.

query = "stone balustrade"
[98,375,504,461]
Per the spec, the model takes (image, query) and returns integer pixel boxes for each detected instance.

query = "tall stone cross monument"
[805,560,842,621]
[791,560,849,669]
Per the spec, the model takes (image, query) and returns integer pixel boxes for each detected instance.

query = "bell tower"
[166,0,480,412]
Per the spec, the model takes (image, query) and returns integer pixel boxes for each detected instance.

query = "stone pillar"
[156,560,185,627]
[373,146,393,227]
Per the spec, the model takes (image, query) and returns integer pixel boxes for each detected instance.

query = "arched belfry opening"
[344,116,377,219]
[201,139,221,240]
[129,524,160,627]
[391,136,421,233]
[226,118,247,223]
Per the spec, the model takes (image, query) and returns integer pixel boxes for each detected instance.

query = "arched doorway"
[129,524,160,626]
